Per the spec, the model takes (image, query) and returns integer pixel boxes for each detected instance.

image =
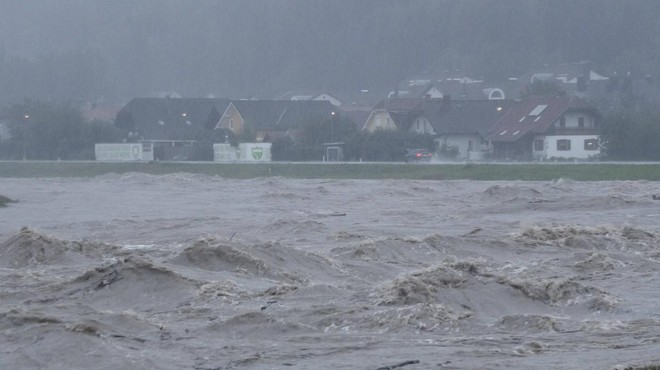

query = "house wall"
[534,134,600,160]
[493,139,533,161]
[435,134,488,160]
[553,111,596,129]
[363,110,397,132]
[409,116,435,134]
[216,104,243,134]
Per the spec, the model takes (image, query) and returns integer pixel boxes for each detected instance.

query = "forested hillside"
[1,0,659,105]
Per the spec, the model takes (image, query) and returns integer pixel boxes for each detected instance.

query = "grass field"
[2,161,660,181]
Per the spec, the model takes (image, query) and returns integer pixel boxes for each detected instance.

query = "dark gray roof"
[229,100,337,130]
[423,99,515,136]
[115,98,230,140]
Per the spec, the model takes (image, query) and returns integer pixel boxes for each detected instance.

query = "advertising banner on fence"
[95,143,152,161]
[213,143,272,162]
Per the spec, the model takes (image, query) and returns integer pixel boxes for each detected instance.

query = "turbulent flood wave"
[2,223,659,369]
[2,177,660,369]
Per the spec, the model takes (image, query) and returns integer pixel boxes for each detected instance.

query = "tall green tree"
[1,100,121,160]
[599,104,660,160]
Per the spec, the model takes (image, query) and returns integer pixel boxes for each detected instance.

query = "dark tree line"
[599,104,660,161]
[0,100,121,160]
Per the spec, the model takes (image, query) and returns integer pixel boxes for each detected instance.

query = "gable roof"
[362,98,424,131]
[115,98,230,140]
[227,100,337,130]
[487,96,595,142]
[420,99,515,136]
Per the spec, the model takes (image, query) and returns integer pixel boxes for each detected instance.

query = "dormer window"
[528,104,547,116]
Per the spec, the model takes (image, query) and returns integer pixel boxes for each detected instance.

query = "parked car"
[405,148,432,163]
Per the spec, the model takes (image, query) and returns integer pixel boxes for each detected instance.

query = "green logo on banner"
[251,147,264,160]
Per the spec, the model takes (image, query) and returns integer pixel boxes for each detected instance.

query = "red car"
[405,149,432,163]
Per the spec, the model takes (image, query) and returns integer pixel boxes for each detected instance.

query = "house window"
[534,139,544,151]
[229,119,234,129]
[584,139,599,151]
[417,121,420,131]
[468,140,474,151]
[578,117,585,128]
[559,117,566,128]
[557,139,571,151]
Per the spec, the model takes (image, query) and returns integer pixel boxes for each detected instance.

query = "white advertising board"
[240,143,272,162]
[95,143,148,161]
[213,143,272,162]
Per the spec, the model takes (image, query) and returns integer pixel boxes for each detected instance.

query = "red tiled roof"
[487,96,594,142]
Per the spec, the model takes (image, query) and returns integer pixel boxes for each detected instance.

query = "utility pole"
[22,114,29,161]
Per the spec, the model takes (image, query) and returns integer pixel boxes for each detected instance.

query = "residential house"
[215,100,337,142]
[519,61,608,88]
[487,96,599,161]
[361,96,514,160]
[361,98,423,132]
[513,62,660,113]
[312,92,343,107]
[391,75,508,101]
[114,97,230,160]
[411,98,514,160]
[276,90,343,107]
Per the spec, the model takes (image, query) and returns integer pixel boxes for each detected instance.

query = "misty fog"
[1,0,659,105]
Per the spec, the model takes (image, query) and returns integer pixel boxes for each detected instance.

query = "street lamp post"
[330,111,336,142]
[22,114,29,161]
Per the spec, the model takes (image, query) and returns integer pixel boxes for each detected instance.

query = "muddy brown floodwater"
[1,174,660,369]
